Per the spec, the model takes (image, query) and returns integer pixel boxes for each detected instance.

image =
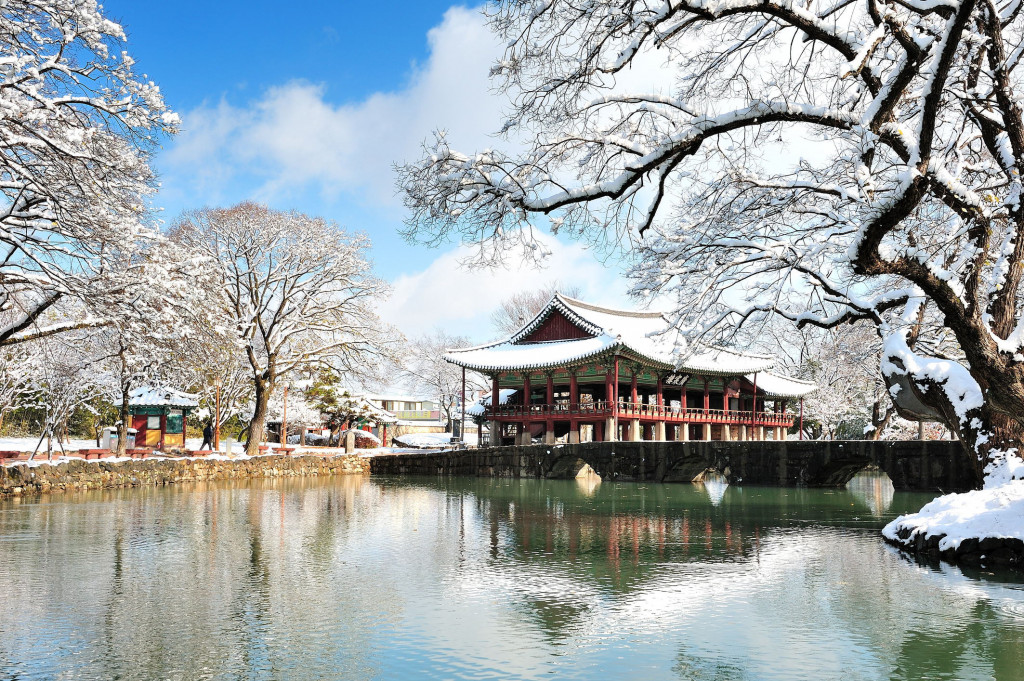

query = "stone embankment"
[883,529,1024,569]
[0,454,369,496]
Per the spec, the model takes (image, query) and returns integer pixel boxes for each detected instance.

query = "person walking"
[200,420,214,450]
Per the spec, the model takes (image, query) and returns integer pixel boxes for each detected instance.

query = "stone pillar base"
[544,426,555,445]
[569,429,580,444]
[740,425,748,441]
[703,423,711,441]
[631,419,642,442]
[606,417,616,442]
[723,424,731,441]
[655,422,666,441]
[681,424,689,441]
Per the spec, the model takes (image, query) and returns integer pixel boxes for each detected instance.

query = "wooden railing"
[489,401,794,426]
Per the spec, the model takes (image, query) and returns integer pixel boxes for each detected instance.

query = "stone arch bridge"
[370,440,979,492]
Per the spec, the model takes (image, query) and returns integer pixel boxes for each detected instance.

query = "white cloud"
[381,235,639,341]
[163,6,505,208]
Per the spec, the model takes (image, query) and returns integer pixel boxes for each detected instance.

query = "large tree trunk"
[116,388,130,457]
[884,342,1024,487]
[868,401,893,441]
[247,379,271,457]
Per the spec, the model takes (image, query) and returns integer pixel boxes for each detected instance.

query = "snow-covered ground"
[392,431,478,449]
[0,437,100,453]
[0,434,443,464]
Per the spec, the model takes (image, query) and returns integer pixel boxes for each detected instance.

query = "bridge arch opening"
[846,467,895,515]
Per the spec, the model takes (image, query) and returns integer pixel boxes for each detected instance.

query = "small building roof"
[128,386,200,409]
[445,294,775,376]
[744,372,818,398]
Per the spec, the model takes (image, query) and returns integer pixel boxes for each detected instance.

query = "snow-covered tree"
[402,331,486,431]
[0,344,31,433]
[490,283,582,336]
[88,242,212,455]
[0,1,177,347]
[400,0,1024,483]
[171,203,400,456]
[179,334,253,439]
[22,330,106,459]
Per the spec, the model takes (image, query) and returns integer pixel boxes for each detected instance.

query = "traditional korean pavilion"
[129,386,199,450]
[446,295,816,446]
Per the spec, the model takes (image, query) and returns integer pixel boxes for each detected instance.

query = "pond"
[0,472,1021,680]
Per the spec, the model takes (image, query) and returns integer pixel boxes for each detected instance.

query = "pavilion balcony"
[488,401,795,428]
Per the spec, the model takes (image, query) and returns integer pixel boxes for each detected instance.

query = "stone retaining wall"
[0,454,369,496]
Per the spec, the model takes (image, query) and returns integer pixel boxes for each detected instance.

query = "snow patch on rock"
[883,481,1024,551]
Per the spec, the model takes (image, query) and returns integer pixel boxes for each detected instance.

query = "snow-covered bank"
[883,481,1024,568]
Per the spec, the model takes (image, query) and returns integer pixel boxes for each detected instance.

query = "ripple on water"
[0,476,1021,680]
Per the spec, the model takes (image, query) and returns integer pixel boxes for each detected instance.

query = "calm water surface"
[0,472,1022,680]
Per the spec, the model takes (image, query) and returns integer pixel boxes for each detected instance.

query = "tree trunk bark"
[247,380,271,457]
[116,389,130,457]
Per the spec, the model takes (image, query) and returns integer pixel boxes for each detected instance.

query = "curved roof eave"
[444,340,677,374]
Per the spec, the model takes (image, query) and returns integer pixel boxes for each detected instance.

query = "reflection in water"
[700,471,729,506]
[846,467,896,516]
[0,474,1020,680]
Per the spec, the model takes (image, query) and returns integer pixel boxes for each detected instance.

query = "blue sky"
[103,1,631,340]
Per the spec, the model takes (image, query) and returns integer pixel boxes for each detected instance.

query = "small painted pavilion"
[446,295,816,446]
[129,386,200,450]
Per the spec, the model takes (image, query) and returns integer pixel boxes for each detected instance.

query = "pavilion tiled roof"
[444,294,777,377]
[128,386,200,408]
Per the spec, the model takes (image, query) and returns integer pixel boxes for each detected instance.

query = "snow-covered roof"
[346,395,399,423]
[744,372,817,398]
[466,389,518,416]
[128,386,199,409]
[445,294,774,376]
[395,419,447,428]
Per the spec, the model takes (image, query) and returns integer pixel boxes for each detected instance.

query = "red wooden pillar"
[630,370,638,406]
[522,372,532,442]
[546,373,554,407]
[569,369,579,439]
[656,376,664,415]
[703,379,709,411]
[613,355,620,439]
[491,374,500,446]
[751,372,758,430]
